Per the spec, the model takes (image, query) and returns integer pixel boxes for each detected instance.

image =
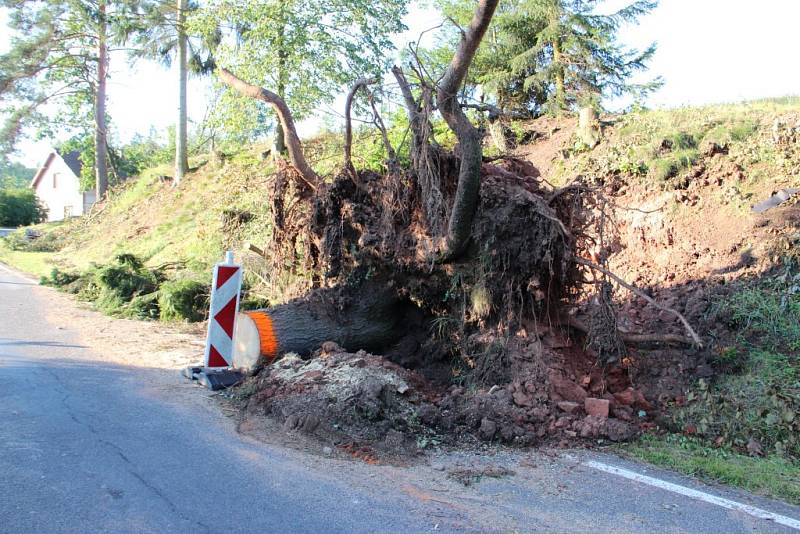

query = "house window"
[53,172,59,188]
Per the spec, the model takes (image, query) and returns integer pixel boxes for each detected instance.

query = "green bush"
[157,278,208,322]
[41,268,80,287]
[649,149,700,183]
[0,189,47,226]
[41,253,213,322]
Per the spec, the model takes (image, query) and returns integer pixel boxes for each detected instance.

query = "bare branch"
[436,0,500,260]
[217,67,319,190]
[573,257,703,347]
[343,76,377,180]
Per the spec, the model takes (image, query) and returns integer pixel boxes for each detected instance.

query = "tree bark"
[174,0,189,184]
[217,67,319,190]
[392,66,424,156]
[343,76,376,179]
[552,38,566,114]
[232,285,407,369]
[94,0,109,199]
[436,0,499,260]
[273,0,289,158]
[577,106,600,147]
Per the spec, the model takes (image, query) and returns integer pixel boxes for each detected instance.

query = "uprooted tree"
[216,0,700,375]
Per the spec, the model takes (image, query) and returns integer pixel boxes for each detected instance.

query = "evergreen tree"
[435,0,661,114]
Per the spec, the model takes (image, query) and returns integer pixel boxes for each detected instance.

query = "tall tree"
[434,0,660,114]
[129,0,218,185]
[193,0,407,159]
[0,0,137,197]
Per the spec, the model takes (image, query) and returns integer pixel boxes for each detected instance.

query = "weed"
[670,279,800,458]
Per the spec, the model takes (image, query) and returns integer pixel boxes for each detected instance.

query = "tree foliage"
[0,161,36,189]
[0,0,141,193]
[0,188,47,226]
[192,0,408,145]
[434,0,661,113]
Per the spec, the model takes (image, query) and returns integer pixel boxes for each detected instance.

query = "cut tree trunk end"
[231,285,410,370]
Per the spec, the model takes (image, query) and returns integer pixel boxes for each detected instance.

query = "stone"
[613,387,637,406]
[549,372,588,403]
[584,397,610,418]
[321,341,343,353]
[557,401,581,414]
[479,418,497,441]
[577,415,605,438]
[322,446,333,456]
[302,370,324,382]
[603,419,637,442]
[554,416,572,428]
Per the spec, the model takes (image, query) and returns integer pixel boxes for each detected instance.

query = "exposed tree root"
[573,257,704,347]
[566,316,696,347]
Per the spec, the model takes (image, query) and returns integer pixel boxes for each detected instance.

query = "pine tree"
[435,0,661,114]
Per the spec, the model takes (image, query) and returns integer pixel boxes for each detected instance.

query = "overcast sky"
[3,0,800,167]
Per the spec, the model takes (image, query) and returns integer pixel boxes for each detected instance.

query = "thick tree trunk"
[231,285,407,370]
[436,0,499,260]
[217,67,319,190]
[174,0,189,184]
[94,0,109,199]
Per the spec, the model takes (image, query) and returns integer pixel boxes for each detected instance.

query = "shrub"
[0,189,47,226]
[41,268,80,287]
[157,278,208,322]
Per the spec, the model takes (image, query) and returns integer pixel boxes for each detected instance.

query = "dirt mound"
[237,334,645,459]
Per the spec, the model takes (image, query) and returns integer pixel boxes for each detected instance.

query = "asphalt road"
[0,228,14,237]
[1,262,799,533]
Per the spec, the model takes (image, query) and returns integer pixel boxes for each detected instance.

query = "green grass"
[623,434,800,505]
[672,280,800,459]
[0,239,57,278]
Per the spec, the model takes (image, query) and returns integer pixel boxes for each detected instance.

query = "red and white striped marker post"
[204,250,243,369]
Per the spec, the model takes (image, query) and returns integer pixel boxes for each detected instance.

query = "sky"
[2,0,800,167]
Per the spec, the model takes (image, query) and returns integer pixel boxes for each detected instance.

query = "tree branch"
[216,67,319,190]
[343,76,376,181]
[436,0,500,261]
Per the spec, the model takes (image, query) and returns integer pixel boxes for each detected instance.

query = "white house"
[31,150,96,222]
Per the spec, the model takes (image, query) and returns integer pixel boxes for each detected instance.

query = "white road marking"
[584,460,800,531]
